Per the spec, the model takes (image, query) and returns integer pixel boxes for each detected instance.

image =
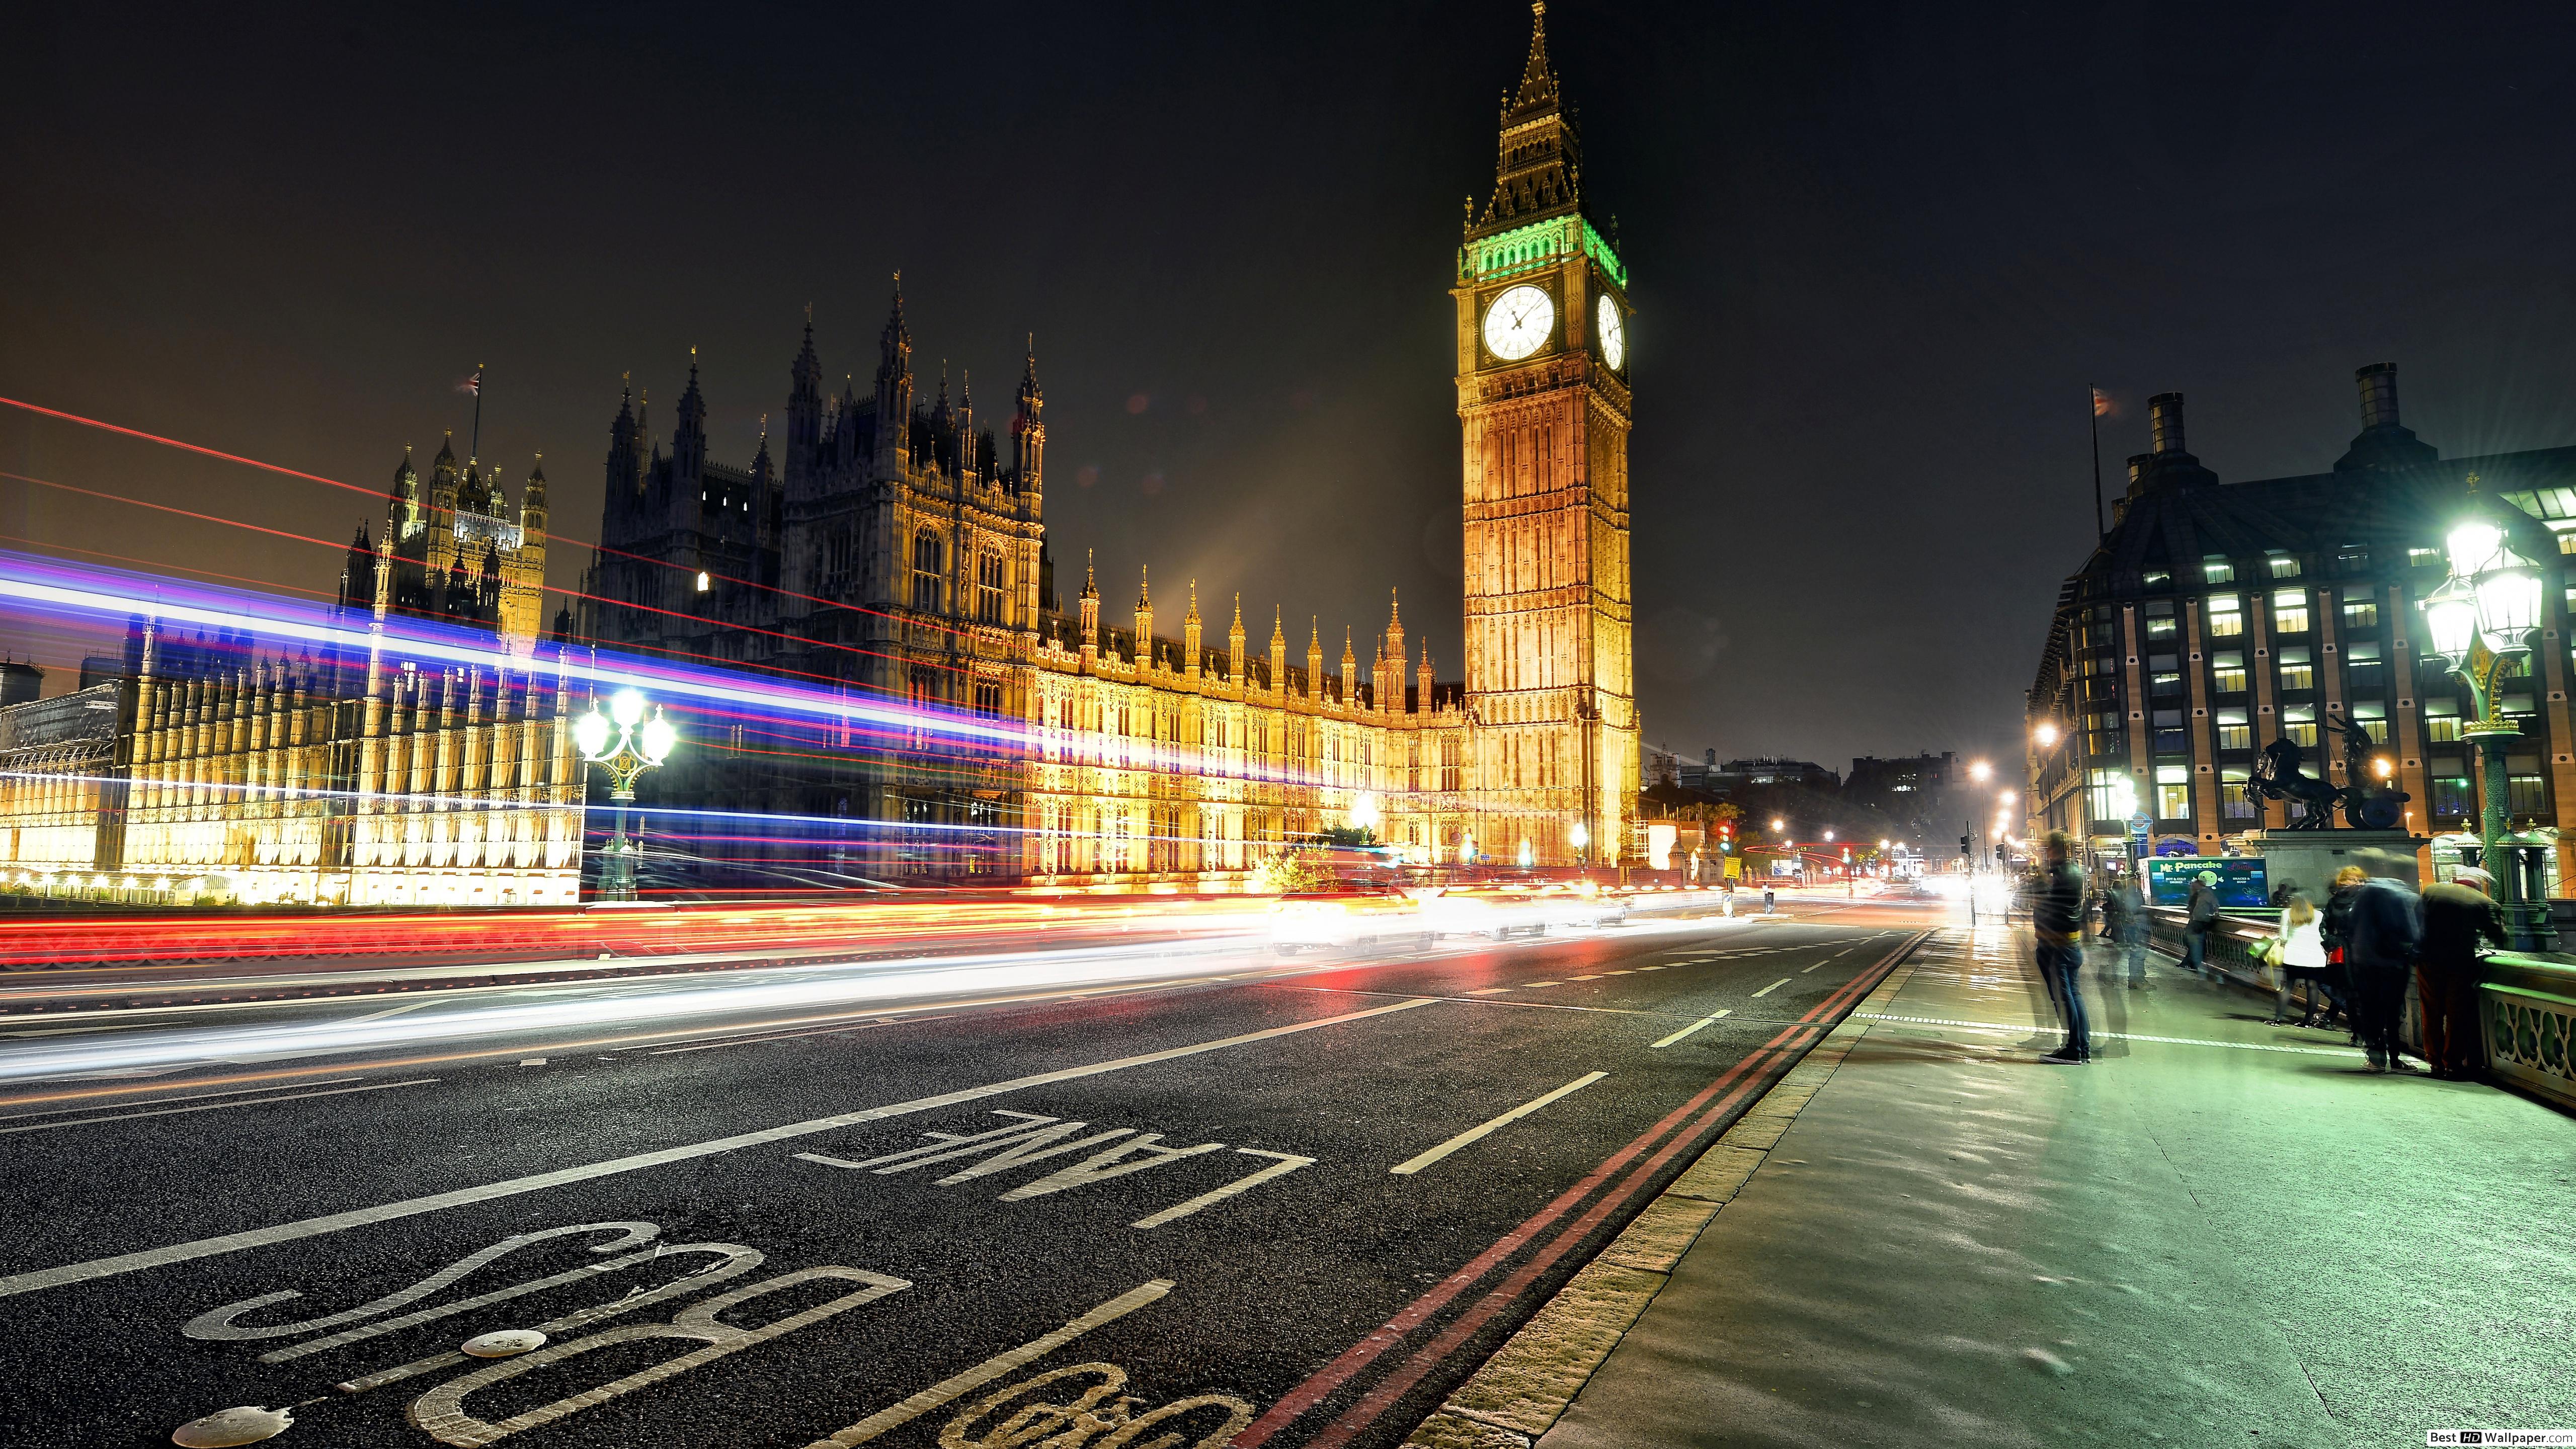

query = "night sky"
[6,1,2574,774]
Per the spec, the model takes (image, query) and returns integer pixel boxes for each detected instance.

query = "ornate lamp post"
[2419,492,2553,949]
[575,687,677,903]
[1569,820,1590,868]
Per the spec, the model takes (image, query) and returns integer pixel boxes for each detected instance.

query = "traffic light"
[1959,835,1971,855]
[1995,844,2007,863]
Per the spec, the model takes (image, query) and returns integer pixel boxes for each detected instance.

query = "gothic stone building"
[575,3,1637,887]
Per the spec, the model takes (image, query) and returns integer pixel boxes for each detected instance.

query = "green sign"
[2145,855,2269,909]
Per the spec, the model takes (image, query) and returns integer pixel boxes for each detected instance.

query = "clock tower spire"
[1454,1,1636,868]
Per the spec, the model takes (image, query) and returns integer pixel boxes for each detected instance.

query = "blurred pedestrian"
[2268,892,2329,1025]
[2319,865,2368,1038]
[2101,872,2148,989]
[2343,866,2424,1074]
[2034,831,2091,1064]
[2417,867,2506,1080]
[2184,871,2221,980]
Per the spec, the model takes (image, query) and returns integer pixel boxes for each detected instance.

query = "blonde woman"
[2270,891,2328,1025]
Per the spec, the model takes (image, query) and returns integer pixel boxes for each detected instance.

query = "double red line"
[1237,930,1927,1449]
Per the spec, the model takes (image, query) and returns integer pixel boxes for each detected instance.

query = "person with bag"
[2268,891,2330,1025]
[2183,871,2221,980]
[2417,866,2506,1080]
[2102,872,2148,989]
[2343,865,2424,1073]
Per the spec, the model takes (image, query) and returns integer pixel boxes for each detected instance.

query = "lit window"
[2210,652,2246,693]
[2432,775,2472,816]
[2272,589,2311,633]
[2267,550,2301,578]
[2282,703,2317,747]
[2409,547,2442,568]
[2144,570,2171,588]
[2340,584,2379,630]
[2155,765,2192,821]
[2277,646,2313,692]
[976,550,1007,625]
[2146,615,2178,641]
[912,532,945,614]
[2216,706,2251,753]
[2221,768,2256,819]
[2202,556,2235,584]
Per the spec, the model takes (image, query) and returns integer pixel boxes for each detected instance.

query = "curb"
[1400,941,1931,1448]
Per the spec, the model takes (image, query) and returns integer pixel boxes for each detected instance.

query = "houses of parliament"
[571,2,1638,886]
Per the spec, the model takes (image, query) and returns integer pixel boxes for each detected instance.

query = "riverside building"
[2025,364,2576,890]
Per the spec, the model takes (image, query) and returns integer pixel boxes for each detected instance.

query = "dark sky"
[6,1,2575,773]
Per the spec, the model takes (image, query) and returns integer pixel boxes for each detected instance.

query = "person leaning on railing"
[2344,866,2425,1075]
[2319,865,2367,1042]
[2417,866,2507,1082]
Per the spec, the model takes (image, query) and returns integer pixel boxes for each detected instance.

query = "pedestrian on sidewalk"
[2184,871,2221,979]
[2320,865,2368,1038]
[2344,866,2424,1073]
[2417,866,2506,1080]
[2034,831,2091,1064]
[2101,871,2148,989]
[2268,892,2330,1025]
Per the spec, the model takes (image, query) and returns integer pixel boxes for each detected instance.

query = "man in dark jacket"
[2183,873,2221,979]
[2344,870,2424,1073]
[2101,874,2148,989]
[2033,831,2090,1064]
[2418,867,2506,1080]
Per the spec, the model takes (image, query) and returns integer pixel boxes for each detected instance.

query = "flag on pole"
[456,369,482,397]
[2091,386,2113,418]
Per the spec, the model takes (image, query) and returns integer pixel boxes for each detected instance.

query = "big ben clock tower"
[1457,1,1637,866]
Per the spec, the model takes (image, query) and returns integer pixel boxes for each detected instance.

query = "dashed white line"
[0,1076,366,1122]
[1650,1011,1731,1049]
[1465,988,1513,996]
[1750,978,1793,998]
[1390,1071,1609,1176]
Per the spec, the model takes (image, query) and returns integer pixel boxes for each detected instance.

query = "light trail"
[0,931,1277,1083]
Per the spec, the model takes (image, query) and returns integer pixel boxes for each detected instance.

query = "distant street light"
[1968,760,1993,783]
[1349,792,1382,834]
[577,687,678,903]
[2033,722,2060,747]
[1770,818,1785,832]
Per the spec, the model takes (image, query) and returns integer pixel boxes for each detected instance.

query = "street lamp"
[2420,486,2554,948]
[576,687,678,903]
[2033,721,2059,747]
[1968,760,1993,783]
[1349,791,1382,836]
[1568,819,1590,867]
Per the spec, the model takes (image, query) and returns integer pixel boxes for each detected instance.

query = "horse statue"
[2248,718,2408,830]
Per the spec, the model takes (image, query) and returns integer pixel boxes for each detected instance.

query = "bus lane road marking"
[0,996,1435,1302]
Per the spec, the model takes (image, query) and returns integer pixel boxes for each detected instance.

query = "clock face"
[1482,284,1555,361]
[1596,299,1626,370]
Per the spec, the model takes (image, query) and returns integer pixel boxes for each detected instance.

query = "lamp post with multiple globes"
[574,687,678,904]
[2419,489,2554,950]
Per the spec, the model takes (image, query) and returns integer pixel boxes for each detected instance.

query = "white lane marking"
[1465,987,1512,996]
[1853,1012,2370,1058]
[0,997,1435,1301]
[1389,1071,1608,1177]
[1523,981,1561,988]
[0,1078,436,1136]
[1130,1149,1315,1229]
[517,1059,547,1067]
[1603,970,1634,976]
[0,1076,364,1122]
[1569,975,1603,982]
[1750,978,1793,998]
[1650,1011,1731,1049]
[647,1021,892,1055]
[803,1279,1173,1446]
[1635,965,1664,972]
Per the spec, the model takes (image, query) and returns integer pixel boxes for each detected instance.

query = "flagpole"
[470,363,486,462]
[2081,381,2102,539]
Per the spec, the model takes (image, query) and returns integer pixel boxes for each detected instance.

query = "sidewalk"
[1422,919,2576,1448]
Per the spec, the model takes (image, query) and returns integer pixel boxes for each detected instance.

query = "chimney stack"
[2355,362,2400,431]
[2149,393,2187,455]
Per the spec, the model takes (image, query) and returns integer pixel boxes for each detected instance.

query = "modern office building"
[2025,364,2576,890]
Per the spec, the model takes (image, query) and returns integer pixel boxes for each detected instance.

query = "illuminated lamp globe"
[2474,563,2544,641]
[2421,579,2481,662]
[1568,821,1590,849]
[610,688,648,729]
[1770,818,1785,832]
[639,710,678,765]
[1350,792,1382,831]
[2034,721,2059,747]
[1968,760,1993,782]
[2446,520,2506,579]
[573,707,612,759]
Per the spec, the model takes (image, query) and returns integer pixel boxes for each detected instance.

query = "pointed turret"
[786,311,823,494]
[606,379,642,511]
[340,522,374,611]
[1135,566,1154,668]
[674,349,708,481]
[1417,639,1434,714]
[387,445,420,540]
[1228,593,1247,683]
[521,455,548,538]
[1011,336,1045,495]
[1184,580,1203,676]
[1341,627,1358,704]
[1471,2,1583,237]
[1079,549,1100,665]
[1270,606,1288,693]
[1308,618,1325,700]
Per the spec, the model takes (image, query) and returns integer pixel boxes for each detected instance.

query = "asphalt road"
[0,902,1932,1449]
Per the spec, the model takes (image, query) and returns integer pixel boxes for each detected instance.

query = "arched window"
[977,549,1006,625]
[911,531,943,614]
